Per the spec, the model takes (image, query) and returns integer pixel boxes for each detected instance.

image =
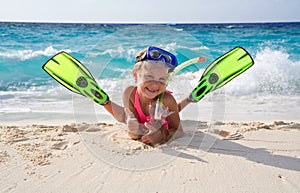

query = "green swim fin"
[42,51,109,105]
[189,46,254,102]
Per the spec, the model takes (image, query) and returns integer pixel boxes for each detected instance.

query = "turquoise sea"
[0,22,299,124]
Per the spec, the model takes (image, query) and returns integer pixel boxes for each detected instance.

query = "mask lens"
[162,54,172,64]
[149,50,162,59]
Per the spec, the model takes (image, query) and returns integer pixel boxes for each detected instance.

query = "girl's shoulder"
[123,86,136,97]
[122,86,136,104]
[161,91,177,105]
[161,92,179,114]
[163,90,175,98]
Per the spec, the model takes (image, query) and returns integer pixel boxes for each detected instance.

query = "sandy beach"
[1,120,300,193]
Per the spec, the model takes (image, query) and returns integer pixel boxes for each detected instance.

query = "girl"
[121,46,183,146]
[103,46,183,146]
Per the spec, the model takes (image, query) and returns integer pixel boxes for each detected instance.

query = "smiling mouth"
[146,87,159,93]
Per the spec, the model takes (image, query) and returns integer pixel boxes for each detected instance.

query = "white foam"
[0,46,72,61]
[87,43,210,63]
[224,47,300,96]
[0,107,32,113]
[97,46,300,98]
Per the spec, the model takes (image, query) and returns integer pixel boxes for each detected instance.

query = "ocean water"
[0,22,299,124]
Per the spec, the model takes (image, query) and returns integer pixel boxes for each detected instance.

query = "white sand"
[1,121,300,193]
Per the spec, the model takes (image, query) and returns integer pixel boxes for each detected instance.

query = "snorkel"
[154,56,206,120]
[136,46,206,121]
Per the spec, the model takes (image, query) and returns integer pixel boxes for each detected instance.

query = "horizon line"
[0,19,299,25]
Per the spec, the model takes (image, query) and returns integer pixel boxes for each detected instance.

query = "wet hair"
[135,48,147,60]
[133,48,147,72]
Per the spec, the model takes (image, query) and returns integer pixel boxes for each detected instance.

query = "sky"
[0,0,299,23]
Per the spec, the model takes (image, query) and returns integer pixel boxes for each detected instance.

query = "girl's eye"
[142,74,166,84]
[145,75,154,80]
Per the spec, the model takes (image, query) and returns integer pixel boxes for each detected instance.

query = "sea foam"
[0,46,72,61]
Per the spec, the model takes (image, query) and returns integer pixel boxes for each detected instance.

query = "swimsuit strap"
[133,88,169,130]
[134,88,150,123]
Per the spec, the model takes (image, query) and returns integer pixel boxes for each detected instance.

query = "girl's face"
[135,61,169,100]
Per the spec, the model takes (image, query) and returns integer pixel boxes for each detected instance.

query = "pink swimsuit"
[134,89,169,129]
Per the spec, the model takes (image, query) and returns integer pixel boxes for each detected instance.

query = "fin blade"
[191,47,254,102]
[42,52,109,105]
[215,47,254,89]
[43,52,81,94]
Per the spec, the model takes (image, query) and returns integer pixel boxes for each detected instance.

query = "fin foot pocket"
[91,89,103,100]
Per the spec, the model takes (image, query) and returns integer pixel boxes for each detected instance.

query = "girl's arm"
[163,93,184,141]
[177,96,192,112]
[103,101,125,123]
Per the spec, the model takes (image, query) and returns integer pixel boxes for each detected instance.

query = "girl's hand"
[125,108,148,136]
[144,120,161,134]
[142,120,165,146]
[141,128,162,146]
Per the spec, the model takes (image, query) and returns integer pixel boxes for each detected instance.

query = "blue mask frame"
[136,46,178,70]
